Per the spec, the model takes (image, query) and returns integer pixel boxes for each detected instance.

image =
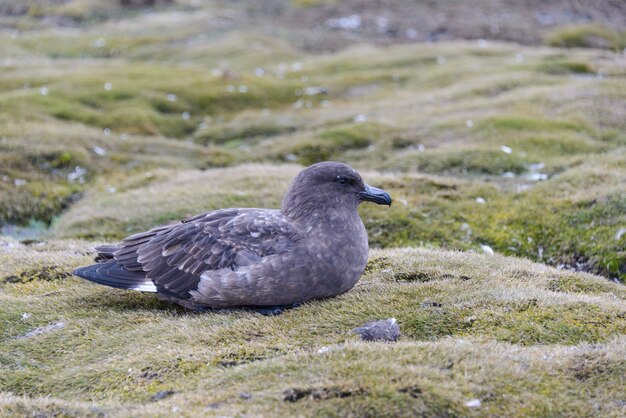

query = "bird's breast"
[304,215,369,295]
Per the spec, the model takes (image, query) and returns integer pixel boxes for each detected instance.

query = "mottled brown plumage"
[73,162,391,309]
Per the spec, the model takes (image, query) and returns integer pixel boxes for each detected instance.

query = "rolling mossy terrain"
[2,240,626,416]
[1,1,625,416]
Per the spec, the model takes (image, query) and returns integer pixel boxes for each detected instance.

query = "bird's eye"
[336,176,355,185]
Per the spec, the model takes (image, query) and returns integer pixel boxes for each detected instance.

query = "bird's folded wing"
[104,208,302,299]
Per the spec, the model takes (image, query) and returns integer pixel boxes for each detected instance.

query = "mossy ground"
[1,1,625,416]
[1,240,625,417]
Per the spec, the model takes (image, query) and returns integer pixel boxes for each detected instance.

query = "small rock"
[480,244,494,255]
[304,86,328,96]
[352,318,400,342]
[405,28,418,39]
[151,390,175,401]
[93,38,106,48]
[528,162,545,171]
[326,15,361,31]
[500,145,512,154]
[525,172,548,181]
[375,17,389,33]
[17,322,65,339]
[239,392,252,400]
[92,146,107,156]
[466,398,481,408]
[67,166,87,183]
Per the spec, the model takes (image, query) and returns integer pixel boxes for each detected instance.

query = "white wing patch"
[132,281,158,292]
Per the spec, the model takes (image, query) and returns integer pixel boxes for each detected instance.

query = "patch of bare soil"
[3,1,625,52]
[242,0,626,51]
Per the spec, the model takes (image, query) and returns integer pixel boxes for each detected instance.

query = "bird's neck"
[283,202,367,249]
[282,197,360,228]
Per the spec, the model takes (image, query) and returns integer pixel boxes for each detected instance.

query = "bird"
[73,161,392,312]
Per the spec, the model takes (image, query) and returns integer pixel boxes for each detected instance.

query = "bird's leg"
[248,303,301,316]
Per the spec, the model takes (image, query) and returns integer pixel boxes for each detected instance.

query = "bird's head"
[282,161,391,220]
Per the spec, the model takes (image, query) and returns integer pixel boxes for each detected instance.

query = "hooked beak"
[359,183,392,206]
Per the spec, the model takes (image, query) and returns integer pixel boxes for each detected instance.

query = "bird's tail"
[73,261,157,292]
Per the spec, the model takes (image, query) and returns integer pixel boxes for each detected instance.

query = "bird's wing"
[107,208,302,299]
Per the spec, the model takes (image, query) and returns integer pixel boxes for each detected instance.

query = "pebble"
[151,390,175,401]
[466,398,481,408]
[352,318,401,342]
[480,244,494,255]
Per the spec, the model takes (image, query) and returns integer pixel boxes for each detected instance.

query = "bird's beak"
[359,184,392,206]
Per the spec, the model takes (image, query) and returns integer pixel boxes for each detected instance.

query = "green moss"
[281,123,389,165]
[195,122,296,145]
[503,135,601,158]
[470,301,626,345]
[409,149,528,175]
[201,147,237,168]
[1,240,625,416]
[403,305,473,340]
[3,265,71,284]
[40,93,195,137]
[537,58,594,75]
[548,275,622,296]
[0,180,82,225]
[2,5,626,415]
[468,193,626,281]
[363,256,392,275]
[480,116,583,133]
[546,24,626,50]
[290,0,341,8]
[317,123,383,148]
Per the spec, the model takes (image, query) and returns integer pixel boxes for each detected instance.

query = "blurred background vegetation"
[2,2,626,417]
[0,0,624,281]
